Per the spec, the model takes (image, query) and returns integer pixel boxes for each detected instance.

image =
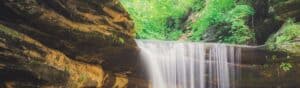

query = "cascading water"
[137,40,241,88]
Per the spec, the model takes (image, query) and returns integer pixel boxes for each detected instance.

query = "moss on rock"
[267,20,300,57]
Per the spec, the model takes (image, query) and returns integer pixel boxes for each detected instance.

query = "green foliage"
[121,0,196,40]
[274,20,300,44]
[189,0,254,44]
[280,62,292,72]
[269,55,293,72]
[167,30,183,40]
[122,0,254,44]
[119,37,125,44]
[267,19,300,51]
[190,0,235,41]
[220,5,255,44]
[191,0,205,12]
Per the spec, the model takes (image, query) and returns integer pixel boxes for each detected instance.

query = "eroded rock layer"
[0,0,141,87]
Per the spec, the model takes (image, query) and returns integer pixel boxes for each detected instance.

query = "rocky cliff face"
[265,0,300,57]
[250,0,300,45]
[0,0,141,87]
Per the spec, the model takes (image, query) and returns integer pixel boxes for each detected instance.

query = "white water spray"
[137,40,241,88]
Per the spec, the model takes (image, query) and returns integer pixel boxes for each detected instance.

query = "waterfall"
[137,40,241,88]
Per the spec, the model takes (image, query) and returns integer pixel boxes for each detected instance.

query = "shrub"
[122,0,255,44]
[121,0,196,40]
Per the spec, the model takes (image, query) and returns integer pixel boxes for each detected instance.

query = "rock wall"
[250,0,300,45]
[0,0,142,87]
[265,0,300,57]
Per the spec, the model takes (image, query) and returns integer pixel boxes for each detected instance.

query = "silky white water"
[137,40,241,88]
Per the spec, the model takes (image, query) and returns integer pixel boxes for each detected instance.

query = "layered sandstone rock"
[0,0,142,87]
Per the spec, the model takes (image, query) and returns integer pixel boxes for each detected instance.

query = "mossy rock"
[266,20,300,57]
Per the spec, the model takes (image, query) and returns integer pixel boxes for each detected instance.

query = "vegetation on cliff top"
[189,0,254,43]
[267,19,300,56]
[121,0,254,44]
[267,20,300,44]
[265,19,300,72]
[121,0,196,40]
